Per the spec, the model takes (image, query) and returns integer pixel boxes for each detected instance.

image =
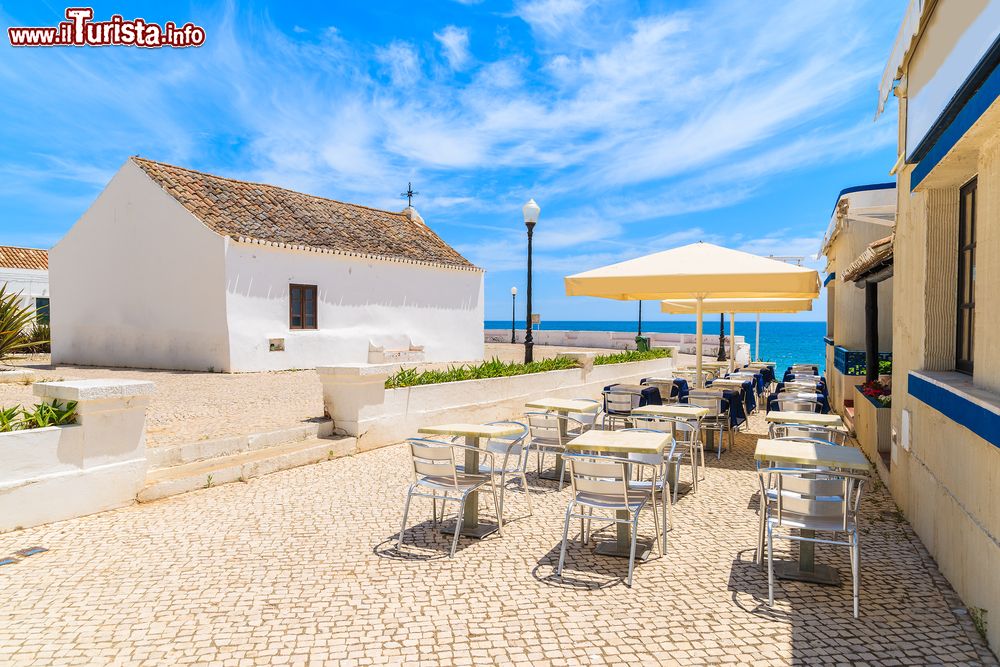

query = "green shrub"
[0,283,47,362]
[879,359,892,375]
[385,356,580,389]
[21,323,50,354]
[0,400,77,432]
[593,348,671,366]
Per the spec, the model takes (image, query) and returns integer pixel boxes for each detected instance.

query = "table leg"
[773,529,842,585]
[441,435,498,539]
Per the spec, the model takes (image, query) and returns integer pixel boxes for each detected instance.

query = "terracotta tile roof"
[843,234,893,282]
[0,245,48,271]
[130,157,478,271]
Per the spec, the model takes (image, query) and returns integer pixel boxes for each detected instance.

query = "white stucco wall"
[223,241,484,372]
[0,268,48,310]
[50,160,231,371]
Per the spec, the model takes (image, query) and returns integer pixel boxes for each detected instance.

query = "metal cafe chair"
[759,467,867,618]
[632,415,704,498]
[397,438,503,558]
[557,454,661,587]
[687,390,733,458]
[600,388,643,430]
[526,412,588,490]
[456,420,532,520]
[769,423,847,445]
[619,426,682,547]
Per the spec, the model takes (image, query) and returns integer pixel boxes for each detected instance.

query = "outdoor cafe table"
[631,404,709,420]
[754,438,870,585]
[565,429,672,561]
[523,397,601,481]
[417,422,523,539]
[765,411,846,430]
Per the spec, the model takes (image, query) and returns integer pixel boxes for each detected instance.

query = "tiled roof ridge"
[0,245,49,271]
[130,156,410,220]
[0,244,48,252]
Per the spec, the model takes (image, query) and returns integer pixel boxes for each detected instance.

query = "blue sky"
[0,1,902,322]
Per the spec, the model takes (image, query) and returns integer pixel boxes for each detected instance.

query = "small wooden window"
[956,178,976,374]
[289,284,317,330]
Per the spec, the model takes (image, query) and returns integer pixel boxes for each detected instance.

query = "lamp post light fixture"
[716,313,727,361]
[510,286,518,344]
[522,198,540,364]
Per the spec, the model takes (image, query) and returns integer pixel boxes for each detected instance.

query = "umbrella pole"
[729,311,736,373]
[695,297,704,388]
[755,313,761,361]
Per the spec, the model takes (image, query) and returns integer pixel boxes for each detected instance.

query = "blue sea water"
[485,320,827,374]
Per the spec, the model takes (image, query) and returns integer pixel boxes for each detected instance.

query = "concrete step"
[138,435,356,503]
[147,419,334,470]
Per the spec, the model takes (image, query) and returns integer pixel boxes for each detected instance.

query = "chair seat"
[574,491,649,512]
[416,473,489,491]
[627,479,667,493]
[456,463,521,475]
[767,513,856,533]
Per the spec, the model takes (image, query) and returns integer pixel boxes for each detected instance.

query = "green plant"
[20,323,50,354]
[970,607,988,641]
[593,348,671,365]
[0,400,78,432]
[205,475,214,488]
[879,359,892,375]
[385,356,580,389]
[0,283,46,363]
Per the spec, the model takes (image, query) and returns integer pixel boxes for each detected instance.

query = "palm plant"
[0,283,46,364]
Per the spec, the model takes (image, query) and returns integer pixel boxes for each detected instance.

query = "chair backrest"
[688,391,726,417]
[761,468,864,531]
[790,364,818,373]
[483,420,530,467]
[570,398,601,426]
[566,455,630,501]
[775,397,821,413]
[408,438,458,487]
[674,369,710,385]
[631,416,698,448]
[770,424,847,445]
[603,389,642,415]
[785,381,821,392]
[526,412,585,445]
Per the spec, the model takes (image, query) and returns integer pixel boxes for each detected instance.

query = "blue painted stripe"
[908,373,1000,449]
[830,183,895,216]
[823,272,836,286]
[912,54,1000,190]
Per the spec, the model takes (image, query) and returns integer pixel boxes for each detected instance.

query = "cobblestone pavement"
[0,345,631,448]
[3,413,993,666]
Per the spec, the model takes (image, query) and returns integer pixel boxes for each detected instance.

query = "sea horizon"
[485,320,827,373]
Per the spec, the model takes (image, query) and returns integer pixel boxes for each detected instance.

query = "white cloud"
[434,25,472,70]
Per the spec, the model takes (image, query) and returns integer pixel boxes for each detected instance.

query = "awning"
[843,235,894,283]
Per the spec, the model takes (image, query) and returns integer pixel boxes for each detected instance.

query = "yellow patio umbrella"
[660,297,814,371]
[564,243,820,386]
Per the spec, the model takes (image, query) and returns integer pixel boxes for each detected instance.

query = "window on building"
[289,284,317,330]
[34,297,49,325]
[956,178,976,374]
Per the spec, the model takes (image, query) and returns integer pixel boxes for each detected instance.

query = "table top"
[754,439,870,471]
[524,397,600,413]
[642,377,676,384]
[418,423,523,438]
[565,429,671,455]
[764,411,844,427]
[747,361,775,367]
[631,405,709,419]
[711,379,747,388]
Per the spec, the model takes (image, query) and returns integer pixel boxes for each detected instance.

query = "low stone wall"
[485,329,750,365]
[0,379,153,532]
[318,354,674,452]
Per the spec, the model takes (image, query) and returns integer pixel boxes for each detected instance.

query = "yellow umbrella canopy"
[659,297,814,314]
[564,243,820,384]
[564,242,820,300]
[661,297,814,365]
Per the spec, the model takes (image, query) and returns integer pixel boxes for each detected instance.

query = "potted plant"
[855,380,891,465]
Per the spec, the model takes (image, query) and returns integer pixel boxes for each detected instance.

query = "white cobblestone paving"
[1,413,994,665]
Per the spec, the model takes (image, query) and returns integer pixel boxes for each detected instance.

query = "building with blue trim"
[878,0,1000,653]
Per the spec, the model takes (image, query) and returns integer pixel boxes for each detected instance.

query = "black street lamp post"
[510,286,518,344]
[716,313,727,361]
[523,199,540,364]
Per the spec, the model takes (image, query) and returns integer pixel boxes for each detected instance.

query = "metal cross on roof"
[400,182,419,207]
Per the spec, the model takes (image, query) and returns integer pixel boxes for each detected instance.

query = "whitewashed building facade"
[51,157,484,372]
[0,245,49,319]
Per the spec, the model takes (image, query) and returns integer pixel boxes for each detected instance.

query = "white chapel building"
[51,157,484,372]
